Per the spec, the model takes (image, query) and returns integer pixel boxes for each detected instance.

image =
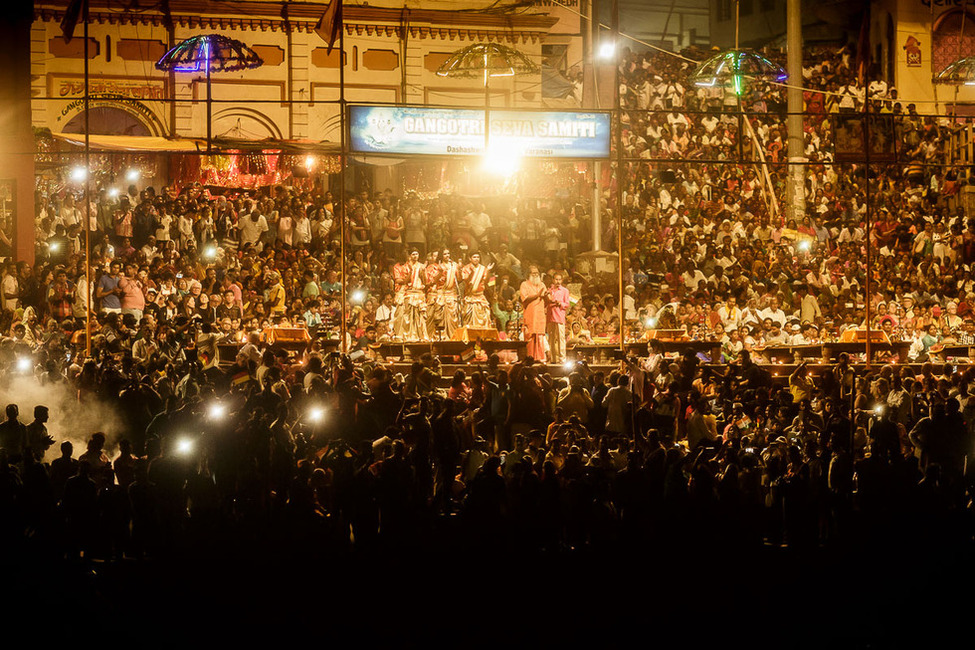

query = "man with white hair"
[520,265,548,361]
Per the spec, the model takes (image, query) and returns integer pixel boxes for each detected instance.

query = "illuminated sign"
[348,105,611,159]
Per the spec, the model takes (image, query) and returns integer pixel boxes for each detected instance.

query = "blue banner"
[348,105,610,159]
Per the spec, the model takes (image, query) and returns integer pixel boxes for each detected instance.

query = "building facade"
[871,0,975,110]
[31,0,581,146]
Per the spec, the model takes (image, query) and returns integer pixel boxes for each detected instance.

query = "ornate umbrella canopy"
[934,55,975,85]
[688,49,787,94]
[155,34,264,73]
[436,42,539,80]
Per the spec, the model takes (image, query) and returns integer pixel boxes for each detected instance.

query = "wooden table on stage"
[569,339,914,365]
[569,340,722,364]
[375,338,528,361]
[450,327,499,343]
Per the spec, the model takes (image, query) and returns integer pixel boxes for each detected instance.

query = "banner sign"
[348,105,611,159]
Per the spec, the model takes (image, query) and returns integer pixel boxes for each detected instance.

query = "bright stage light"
[645,316,658,328]
[562,360,576,372]
[598,41,616,61]
[798,240,811,252]
[305,155,316,170]
[351,289,366,305]
[108,188,119,198]
[208,402,226,420]
[70,167,88,183]
[204,246,217,260]
[16,357,31,372]
[126,169,140,182]
[176,437,195,455]
[481,149,521,177]
[48,242,60,252]
[874,405,885,417]
[308,407,324,423]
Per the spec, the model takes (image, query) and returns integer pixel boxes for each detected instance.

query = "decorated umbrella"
[435,42,539,96]
[934,55,975,85]
[687,49,787,95]
[156,34,264,152]
[685,0,787,285]
[436,42,539,155]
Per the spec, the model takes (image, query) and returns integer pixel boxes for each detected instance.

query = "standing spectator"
[1,262,19,313]
[603,374,632,436]
[96,261,123,314]
[239,207,269,251]
[119,263,146,322]
[546,272,570,364]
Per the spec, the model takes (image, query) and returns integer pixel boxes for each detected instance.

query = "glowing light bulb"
[351,289,366,305]
[598,41,616,61]
[70,167,87,183]
[108,188,119,198]
[16,357,31,372]
[308,407,324,423]
[305,155,316,170]
[126,169,140,182]
[176,438,194,455]
[208,403,226,420]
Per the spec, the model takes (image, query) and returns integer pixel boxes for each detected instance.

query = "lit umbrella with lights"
[685,0,787,197]
[437,42,539,158]
[686,0,787,94]
[934,55,975,85]
[687,49,787,95]
[156,34,264,153]
[436,42,539,104]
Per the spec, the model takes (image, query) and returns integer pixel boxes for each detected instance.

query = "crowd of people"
[609,43,975,362]
[1,43,973,558]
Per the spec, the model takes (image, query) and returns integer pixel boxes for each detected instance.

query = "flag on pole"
[315,0,343,55]
[61,0,84,43]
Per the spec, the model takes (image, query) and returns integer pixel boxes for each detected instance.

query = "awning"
[51,133,342,154]
[52,133,204,152]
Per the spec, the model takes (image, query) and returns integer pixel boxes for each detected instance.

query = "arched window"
[62,106,155,136]
[933,9,975,76]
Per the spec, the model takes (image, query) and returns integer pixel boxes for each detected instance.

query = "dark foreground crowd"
[0,338,973,561]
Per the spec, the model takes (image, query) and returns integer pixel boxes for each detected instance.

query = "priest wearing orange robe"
[520,265,548,362]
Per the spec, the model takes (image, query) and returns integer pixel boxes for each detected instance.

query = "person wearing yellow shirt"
[789,360,813,403]
[266,272,287,317]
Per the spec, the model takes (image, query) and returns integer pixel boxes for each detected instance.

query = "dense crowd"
[608,44,975,360]
[20,45,975,370]
[1,44,973,558]
[0,341,973,557]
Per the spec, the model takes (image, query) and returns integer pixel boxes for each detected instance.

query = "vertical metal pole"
[84,0,92,358]
[484,53,491,155]
[206,59,212,154]
[786,0,806,223]
[864,80,872,369]
[339,12,348,354]
[613,0,624,352]
[586,0,601,251]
